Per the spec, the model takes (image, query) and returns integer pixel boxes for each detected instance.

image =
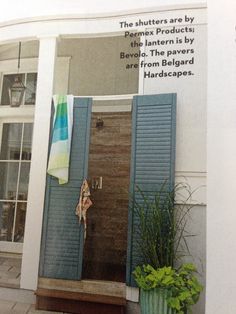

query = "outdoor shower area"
[38,97,134,286]
[38,35,138,288]
[83,109,132,282]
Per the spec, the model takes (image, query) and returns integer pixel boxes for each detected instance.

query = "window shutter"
[39,97,92,280]
[126,94,176,286]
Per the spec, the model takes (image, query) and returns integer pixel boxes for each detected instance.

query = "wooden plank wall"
[82,112,131,282]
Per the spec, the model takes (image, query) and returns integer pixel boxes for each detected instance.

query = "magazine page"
[0,1,233,314]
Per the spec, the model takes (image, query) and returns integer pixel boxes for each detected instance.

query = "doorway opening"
[82,111,131,282]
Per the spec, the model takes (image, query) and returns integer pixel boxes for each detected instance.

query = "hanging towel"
[47,95,73,184]
[75,179,93,240]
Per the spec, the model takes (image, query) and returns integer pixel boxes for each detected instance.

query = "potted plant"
[131,183,203,314]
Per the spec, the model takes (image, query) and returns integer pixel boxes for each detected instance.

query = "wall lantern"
[8,42,25,107]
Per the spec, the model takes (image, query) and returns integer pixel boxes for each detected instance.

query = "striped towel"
[47,95,73,184]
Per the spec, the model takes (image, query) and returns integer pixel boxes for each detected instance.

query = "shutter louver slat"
[126,94,176,287]
[39,98,92,280]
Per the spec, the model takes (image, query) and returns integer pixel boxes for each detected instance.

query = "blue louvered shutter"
[39,97,92,280]
[126,93,176,286]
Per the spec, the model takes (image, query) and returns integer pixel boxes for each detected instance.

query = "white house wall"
[0,41,39,61]
[139,10,206,314]
[58,37,139,95]
[140,16,207,176]
[184,204,206,314]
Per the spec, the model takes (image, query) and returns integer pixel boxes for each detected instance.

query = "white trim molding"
[0,6,207,44]
[0,3,207,29]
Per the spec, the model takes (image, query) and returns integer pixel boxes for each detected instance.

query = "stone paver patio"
[0,299,64,314]
[0,253,21,288]
[0,254,68,313]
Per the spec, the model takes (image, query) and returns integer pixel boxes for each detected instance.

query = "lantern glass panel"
[9,78,25,107]
[1,74,25,106]
[0,73,37,107]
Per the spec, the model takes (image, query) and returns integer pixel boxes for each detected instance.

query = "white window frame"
[0,56,70,254]
[0,59,36,253]
[0,117,34,253]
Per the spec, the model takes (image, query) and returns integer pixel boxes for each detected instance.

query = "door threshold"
[38,277,126,298]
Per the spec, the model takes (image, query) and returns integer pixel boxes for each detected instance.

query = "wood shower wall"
[83,112,131,282]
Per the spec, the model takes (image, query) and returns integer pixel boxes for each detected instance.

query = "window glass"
[0,123,23,160]
[0,201,16,242]
[0,162,19,200]
[22,123,33,160]
[13,202,27,242]
[25,73,37,105]
[18,163,30,200]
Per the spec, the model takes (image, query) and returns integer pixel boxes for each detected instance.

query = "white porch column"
[206,1,236,313]
[21,36,58,290]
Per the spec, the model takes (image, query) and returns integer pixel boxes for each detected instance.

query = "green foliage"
[131,182,203,313]
[133,263,203,314]
[131,182,196,269]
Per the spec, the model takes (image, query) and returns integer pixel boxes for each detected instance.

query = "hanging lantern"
[8,75,25,107]
[9,42,25,107]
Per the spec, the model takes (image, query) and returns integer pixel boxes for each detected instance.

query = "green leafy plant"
[131,182,203,313]
[133,263,203,314]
